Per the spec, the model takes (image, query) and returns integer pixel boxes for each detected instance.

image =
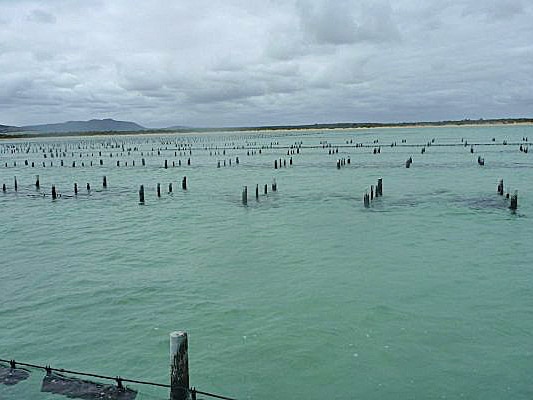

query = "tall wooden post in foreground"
[170,331,190,400]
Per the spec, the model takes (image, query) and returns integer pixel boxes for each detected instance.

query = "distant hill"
[0,124,23,133]
[22,119,146,133]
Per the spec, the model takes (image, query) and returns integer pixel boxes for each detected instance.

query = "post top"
[170,331,187,338]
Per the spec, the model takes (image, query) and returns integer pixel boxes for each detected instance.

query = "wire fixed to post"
[0,358,237,400]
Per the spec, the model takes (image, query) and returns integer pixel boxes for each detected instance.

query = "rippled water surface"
[1,125,532,399]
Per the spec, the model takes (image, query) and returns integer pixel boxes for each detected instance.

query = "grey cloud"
[297,0,401,45]
[28,9,56,24]
[0,0,532,127]
[462,0,525,20]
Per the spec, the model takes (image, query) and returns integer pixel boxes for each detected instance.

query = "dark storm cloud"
[0,0,532,127]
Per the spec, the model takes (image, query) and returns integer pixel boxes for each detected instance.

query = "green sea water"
[1,125,532,400]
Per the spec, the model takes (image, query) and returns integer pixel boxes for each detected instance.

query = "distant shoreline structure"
[1,118,532,139]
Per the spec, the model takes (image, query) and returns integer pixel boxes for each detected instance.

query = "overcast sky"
[1,0,532,128]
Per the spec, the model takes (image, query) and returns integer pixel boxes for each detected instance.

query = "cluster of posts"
[274,158,292,168]
[217,157,239,168]
[139,177,187,204]
[363,178,383,207]
[497,179,518,211]
[336,158,350,169]
[242,179,277,205]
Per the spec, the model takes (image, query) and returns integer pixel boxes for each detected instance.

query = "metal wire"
[0,358,237,400]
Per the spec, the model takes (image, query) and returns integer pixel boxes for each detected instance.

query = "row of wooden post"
[242,179,277,205]
[139,177,187,203]
[274,158,292,169]
[497,179,518,210]
[364,178,383,207]
[1,176,107,196]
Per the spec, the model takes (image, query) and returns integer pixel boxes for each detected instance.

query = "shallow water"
[1,125,532,399]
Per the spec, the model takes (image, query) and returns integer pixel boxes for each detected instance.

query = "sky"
[1,0,532,128]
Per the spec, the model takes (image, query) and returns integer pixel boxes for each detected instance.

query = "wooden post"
[377,178,383,196]
[170,331,189,400]
[139,185,145,203]
[14,177,18,191]
[272,179,277,191]
[74,183,78,195]
[364,193,370,208]
[510,191,518,211]
[157,183,161,197]
[497,179,504,195]
[52,185,57,200]
[2,183,6,192]
[103,176,107,188]
[182,177,187,190]
[242,186,248,205]
[169,183,173,193]
[165,160,168,169]
[87,183,91,191]
[264,184,268,195]
[255,184,259,200]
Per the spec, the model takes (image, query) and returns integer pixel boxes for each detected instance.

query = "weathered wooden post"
[274,160,278,169]
[377,178,383,197]
[103,176,107,188]
[242,186,248,205]
[497,179,504,195]
[169,183,173,193]
[370,185,374,200]
[170,331,189,400]
[264,184,268,195]
[182,177,187,190]
[157,183,161,197]
[87,183,91,191]
[74,183,78,195]
[364,192,370,208]
[255,184,259,200]
[14,177,17,192]
[272,179,277,191]
[165,160,168,169]
[142,158,146,166]
[51,185,57,200]
[139,185,145,203]
[510,191,518,211]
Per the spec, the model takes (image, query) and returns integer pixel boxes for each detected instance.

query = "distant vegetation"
[1,118,532,139]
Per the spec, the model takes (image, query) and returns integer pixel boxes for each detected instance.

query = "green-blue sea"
[1,125,532,400]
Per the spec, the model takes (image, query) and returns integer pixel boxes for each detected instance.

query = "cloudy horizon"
[1,0,532,128]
